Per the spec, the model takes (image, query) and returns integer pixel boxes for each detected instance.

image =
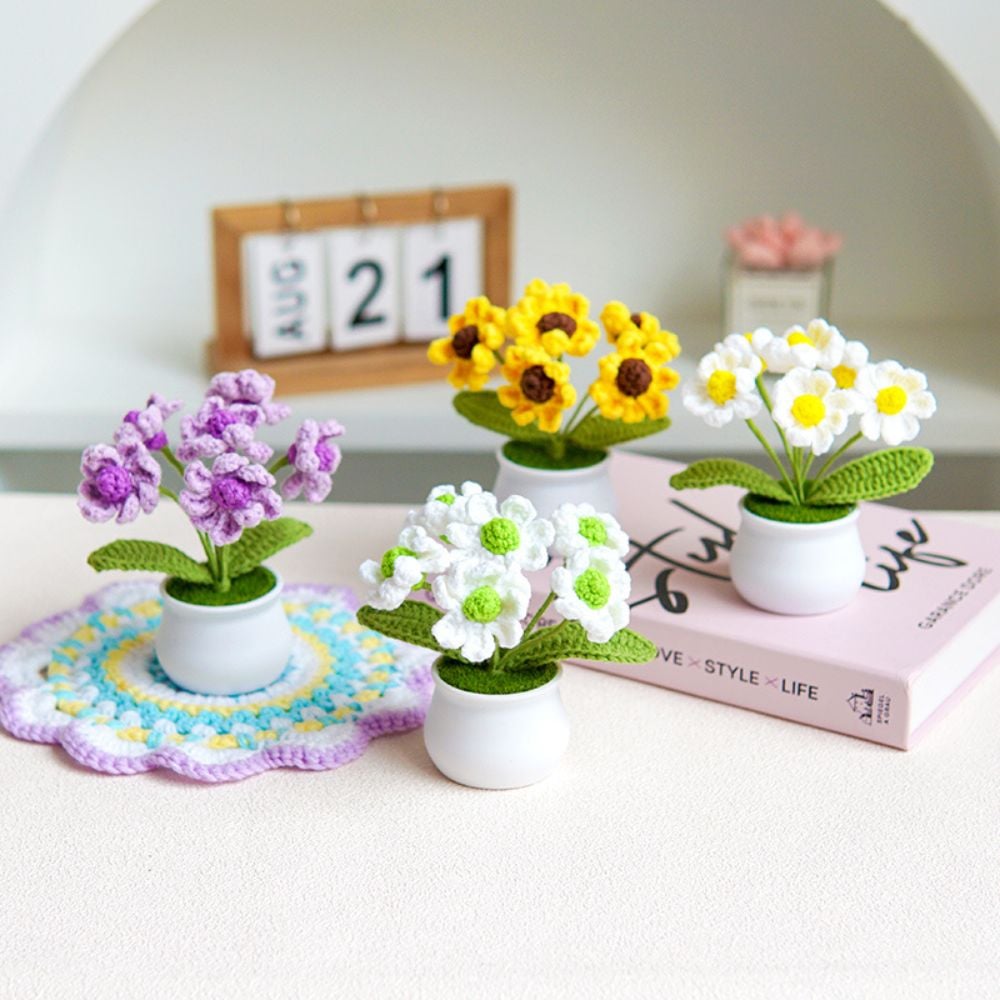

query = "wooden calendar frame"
[209,184,512,393]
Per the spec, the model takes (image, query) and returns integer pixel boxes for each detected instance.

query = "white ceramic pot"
[423,663,571,790]
[155,570,293,695]
[493,447,617,518]
[729,500,865,615]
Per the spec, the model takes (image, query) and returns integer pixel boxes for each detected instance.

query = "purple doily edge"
[0,579,434,783]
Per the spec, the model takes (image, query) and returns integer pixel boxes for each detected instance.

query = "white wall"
[1,0,998,367]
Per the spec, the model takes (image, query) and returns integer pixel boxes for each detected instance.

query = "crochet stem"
[160,445,186,479]
[218,545,231,593]
[269,454,290,475]
[158,485,179,503]
[522,592,555,640]
[745,419,796,500]
[757,376,800,499]
[807,432,863,498]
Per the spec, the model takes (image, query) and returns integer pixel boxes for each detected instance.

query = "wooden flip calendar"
[209,184,512,393]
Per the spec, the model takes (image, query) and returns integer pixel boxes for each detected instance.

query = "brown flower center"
[451,325,479,359]
[630,312,644,326]
[616,358,653,397]
[536,312,577,335]
[520,364,556,403]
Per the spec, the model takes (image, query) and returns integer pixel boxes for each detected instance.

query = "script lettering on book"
[627,500,735,615]
[863,518,966,592]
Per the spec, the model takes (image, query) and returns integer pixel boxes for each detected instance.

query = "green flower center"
[578,516,608,547]
[381,545,417,579]
[435,492,456,505]
[462,585,504,623]
[480,516,520,555]
[574,568,611,610]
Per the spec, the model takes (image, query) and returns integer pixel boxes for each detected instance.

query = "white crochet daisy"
[551,549,631,644]
[359,525,450,610]
[823,338,870,392]
[854,360,936,446]
[446,492,554,570]
[772,367,856,456]
[716,327,774,365]
[431,556,532,663]
[761,319,845,373]
[550,502,629,560]
[406,481,483,540]
[682,345,763,428]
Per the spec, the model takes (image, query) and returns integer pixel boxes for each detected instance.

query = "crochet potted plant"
[427,278,682,516]
[356,484,656,789]
[671,319,935,614]
[78,369,343,694]
[724,212,842,335]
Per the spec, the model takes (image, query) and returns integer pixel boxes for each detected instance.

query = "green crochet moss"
[744,494,856,524]
[502,440,606,471]
[437,660,559,695]
[165,566,278,606]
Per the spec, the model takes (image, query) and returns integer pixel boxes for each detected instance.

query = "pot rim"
[738,496,861,533]
[159,567,284,615]
[432,660,563,703]
[495,444,611,479]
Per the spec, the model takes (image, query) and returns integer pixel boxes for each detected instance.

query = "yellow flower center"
[831,364,856,389]
[706,370,737,406]
[790,393,826,428]
[787,332,815,347]
[876,385,908,415]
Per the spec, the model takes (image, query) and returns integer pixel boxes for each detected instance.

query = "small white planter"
[155,570,294,695]
[493,446,617,518]
[729,500,865,615]
[423,663,571,790]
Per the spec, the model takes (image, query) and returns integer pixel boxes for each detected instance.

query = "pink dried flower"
[726,212,842,271]
[282,419,345,503]
[179,453,281,547]
[118,393,181,451]
[78,425,161,524]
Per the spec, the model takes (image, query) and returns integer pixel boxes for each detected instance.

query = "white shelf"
[1,322,997,455]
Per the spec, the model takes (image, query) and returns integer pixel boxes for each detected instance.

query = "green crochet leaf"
[453,391,551,444]
[502,622,656,671]
[808,447,934,504]
[670,459,792,501]
[87,540,212,583]
[569,412,670,450]
[356,600,454,657]
[225,517,313,577]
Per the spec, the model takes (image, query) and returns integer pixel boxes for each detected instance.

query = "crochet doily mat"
[0,580,432,782]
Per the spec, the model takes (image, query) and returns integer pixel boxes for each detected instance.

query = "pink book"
[572,452,1000,749]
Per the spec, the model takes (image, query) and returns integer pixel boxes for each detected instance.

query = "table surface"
[0,496,998,1000]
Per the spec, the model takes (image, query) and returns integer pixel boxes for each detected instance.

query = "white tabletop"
[0,495,998,1000]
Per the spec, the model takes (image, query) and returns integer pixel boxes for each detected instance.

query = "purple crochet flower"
[177,395,274,464]
[78,426,161,524]
[208,369,291,426]
[118,393,182,451]
[179,453,281,546]
[282,419,345,503]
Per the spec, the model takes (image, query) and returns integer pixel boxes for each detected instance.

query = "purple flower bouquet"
[80,370,343,607]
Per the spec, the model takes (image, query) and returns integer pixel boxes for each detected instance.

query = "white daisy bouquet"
[671,319,936,522]
[356,486,655,694]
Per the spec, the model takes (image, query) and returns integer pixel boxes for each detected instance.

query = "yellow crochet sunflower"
[428,296,507,390]
[600,301,681,360]
[506,279,600,358]
[589,335,680,423]
[497,344,577,433]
